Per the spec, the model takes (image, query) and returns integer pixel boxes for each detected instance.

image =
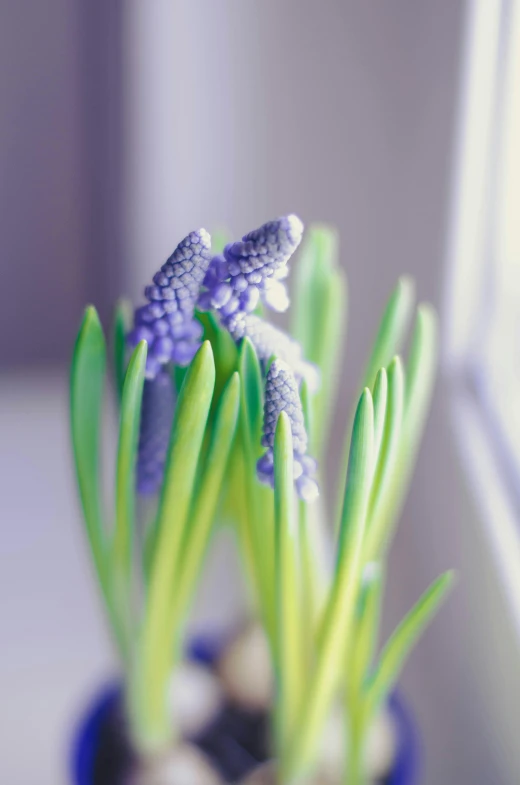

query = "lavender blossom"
[198,215,303,317]
[137,370,175,495]
[257,360,319,502]
[128,229,212,378]
[226,312,320,393]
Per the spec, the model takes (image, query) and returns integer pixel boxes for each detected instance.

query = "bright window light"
[444,0,520,637]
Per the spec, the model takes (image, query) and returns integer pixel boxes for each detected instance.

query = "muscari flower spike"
[257,359,319,502]
[128,229,212,379]
[198,215,303,317]
[226,311,320,393]
[136,369,175,495]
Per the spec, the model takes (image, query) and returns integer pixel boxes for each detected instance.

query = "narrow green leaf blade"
[404,303,438,452]
[364,356,404,559]
[274,412,303,753]
[349,563,384,698]
[291,226,347,456]
[292,225,340,356]
[236,337,275,637]
[70,306,107,586]
[239,337,263,450]
[365,306,438,561]
[174,372,241,620]
[134,341,215,750]
[288,389,374,779]
[336,278,413,527]
[112,299,132,404]
[335,388,375,565]
[113,340,147,631]
[367,571,454,715]
[372,368,388,461]
[71,306,131,662]
[362,277,415,389]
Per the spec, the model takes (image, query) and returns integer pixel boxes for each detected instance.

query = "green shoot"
[112,341,147,651]
[131,342,215,752]
[112,298,133,403]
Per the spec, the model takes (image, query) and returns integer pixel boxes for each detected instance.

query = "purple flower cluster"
[198,215,303,318]
[226,312,320,393]
[257,360,319,502]
[128,229,212,379]
[127,215,319,501]
[136,370,175,495]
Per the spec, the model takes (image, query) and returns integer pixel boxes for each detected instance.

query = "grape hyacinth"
[227,312,320,393]
[128,229,212,379]
[198,215,303,318]
[257,359,319,502]
[136,369,175,495]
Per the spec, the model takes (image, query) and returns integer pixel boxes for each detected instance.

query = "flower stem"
[346,714,368,785]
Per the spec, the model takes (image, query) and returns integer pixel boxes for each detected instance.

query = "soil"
[91,693,390,785]
[91,694,269,785]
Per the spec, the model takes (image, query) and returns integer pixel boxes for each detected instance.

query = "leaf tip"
[82,304,101,330]
[416,302,438,330]
[133,339,148,367]
[397,275,416,304]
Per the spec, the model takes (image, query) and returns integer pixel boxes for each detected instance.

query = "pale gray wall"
[0,1,123,367]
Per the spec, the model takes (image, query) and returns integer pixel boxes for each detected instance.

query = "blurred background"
[2,1,520,783]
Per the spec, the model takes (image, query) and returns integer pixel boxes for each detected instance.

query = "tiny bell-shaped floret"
[226,312,320,393]
[257,360,319,502]
[128,229,212,378]
[136,369,175,495]
[198,215,303,317]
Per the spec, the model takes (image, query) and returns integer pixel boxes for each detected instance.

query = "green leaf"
[364,356,404,560]
[213,320,239,403]
[112,341,147,640]
[335,389,375,565]
[274,412,303,754]
[367,571,454,716]
[288,389,374,779]
[173,372,241,621]
[336,278,414,528]
[348,563,384,699]
[112,299,132,404]
[291,226,347,456]
[237,337,275,637]
[372,368,388,462]
[173,364,188,395]
[211,228,230,254]
[365,306,438,561]
[70,306,107,591]
[362,277,415,389]
[71,307,129,661]
[133,341,215,752]
[299,378,312,439]
[292,225,340,355]
[239,337,263,449]
[404,303,438,453]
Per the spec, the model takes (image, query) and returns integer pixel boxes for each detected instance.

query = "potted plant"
[70,216,453,785]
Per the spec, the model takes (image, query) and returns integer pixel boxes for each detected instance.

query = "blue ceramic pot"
[71,638,420,785]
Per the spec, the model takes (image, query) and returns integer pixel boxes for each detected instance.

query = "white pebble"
[130,743,223,785]
[168,661,223,737]
[316,706,346,781]
[217,624,273,711]
[316,704,397,783]
[366,704,397,779]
